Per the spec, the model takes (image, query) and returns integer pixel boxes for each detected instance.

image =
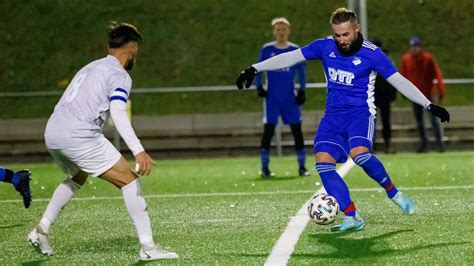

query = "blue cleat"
[391,192,416,215]
[331,215,365,232]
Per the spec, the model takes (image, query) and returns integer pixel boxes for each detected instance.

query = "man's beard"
[335,33,364,56]
[338,42,351,52]
[124,57,136,71]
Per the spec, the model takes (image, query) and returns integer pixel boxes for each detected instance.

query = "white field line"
[1,184,473,204]
[263,158,356,266]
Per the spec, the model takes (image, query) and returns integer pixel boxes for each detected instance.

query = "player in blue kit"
[237,8,450,232]
[255,17,309,178]
[0,166,32,208]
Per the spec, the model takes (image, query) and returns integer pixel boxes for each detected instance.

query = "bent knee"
[105,170,137,189]
[350,146,370,158]
[315,152,336,164]
[64,177,83,191]
[71,171,88,186]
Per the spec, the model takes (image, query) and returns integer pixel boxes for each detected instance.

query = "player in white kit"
[27,22,178,261]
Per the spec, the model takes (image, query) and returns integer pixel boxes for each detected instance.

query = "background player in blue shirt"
[237,8,450,232]
[254,17,308,178]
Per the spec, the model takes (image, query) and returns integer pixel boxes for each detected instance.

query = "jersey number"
[65,72,87,102]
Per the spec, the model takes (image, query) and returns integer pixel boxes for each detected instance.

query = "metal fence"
[1,78,473,98]
[1,78,472,156]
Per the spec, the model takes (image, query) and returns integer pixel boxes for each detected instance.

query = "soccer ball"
[307,193,339,225]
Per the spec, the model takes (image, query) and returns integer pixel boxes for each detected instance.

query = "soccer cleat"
[331,215,365,232]
[139,244,179,261]
[14,169,32,208]
[416,145,427,153]
[27,227,54,256]
[391,192,416,215]
[260,168,276,179]
[299,167,310,177]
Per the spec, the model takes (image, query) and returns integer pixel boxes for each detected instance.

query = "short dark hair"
[330,8,358,25]
[107,22,142,48]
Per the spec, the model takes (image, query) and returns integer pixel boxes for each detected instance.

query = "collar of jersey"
[336,33,364,57]
[106,55,123,67]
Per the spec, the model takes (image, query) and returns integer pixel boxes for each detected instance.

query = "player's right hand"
[256,85,267,98]
[295,90,306,105]
[134,151,156,176]
[427,104,450,122]
[236,66,258,89]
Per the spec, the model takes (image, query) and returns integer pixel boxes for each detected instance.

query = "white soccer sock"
[122,179,155,246]
[39,178,81,234]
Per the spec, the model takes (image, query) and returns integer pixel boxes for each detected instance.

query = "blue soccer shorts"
[313,112,376,163]
[263,100,302,125]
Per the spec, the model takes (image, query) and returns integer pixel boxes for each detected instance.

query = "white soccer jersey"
[45,55,144,155]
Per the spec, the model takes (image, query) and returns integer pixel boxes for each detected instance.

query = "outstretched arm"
[237,49,306,89]
[386,72,431,108]
[387,72,450,122]
[252,49,306,72]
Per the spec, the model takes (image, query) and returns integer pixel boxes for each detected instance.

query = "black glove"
[427,104,450,122]
[295,90,306,105]
[236,66,258,90]
[256,85,267,98]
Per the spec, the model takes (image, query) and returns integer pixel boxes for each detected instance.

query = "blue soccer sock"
[296,149,306,168]
[261,149,270,170]
[353,152,399,198]
[315,162,357,217]
[0,167,20,187]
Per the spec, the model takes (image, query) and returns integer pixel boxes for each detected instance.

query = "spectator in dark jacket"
[372,39,397,153]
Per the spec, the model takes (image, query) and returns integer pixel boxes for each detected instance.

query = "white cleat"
[27,227,54,256]
[139,244,179,261]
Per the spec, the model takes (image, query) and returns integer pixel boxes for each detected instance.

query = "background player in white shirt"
[27,22,178,261]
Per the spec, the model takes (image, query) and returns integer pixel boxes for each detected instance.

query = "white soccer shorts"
[48,136,121,177]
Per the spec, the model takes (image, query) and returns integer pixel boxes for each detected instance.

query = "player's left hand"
[134,151,156,176]
[295,90,306,105]
[427,104,450,122]
[236,66,258,89]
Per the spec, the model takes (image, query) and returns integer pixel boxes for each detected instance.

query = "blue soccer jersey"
[255,42,306,103]
[301,36,397,116]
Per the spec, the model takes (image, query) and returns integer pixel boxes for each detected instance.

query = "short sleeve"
[301,39,325,60]
[109,72,132,103]
[371,49,397,79]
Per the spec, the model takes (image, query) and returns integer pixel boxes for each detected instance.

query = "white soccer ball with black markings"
[307,193,339,225]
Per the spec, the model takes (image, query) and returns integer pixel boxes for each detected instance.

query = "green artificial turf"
[0,151,473,264]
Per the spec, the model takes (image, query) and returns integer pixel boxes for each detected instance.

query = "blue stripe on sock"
[11,173,20,186]
[0,167,19,186]
[354,152,372,165]
[315,162,354,216]
[354,152,399,199]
